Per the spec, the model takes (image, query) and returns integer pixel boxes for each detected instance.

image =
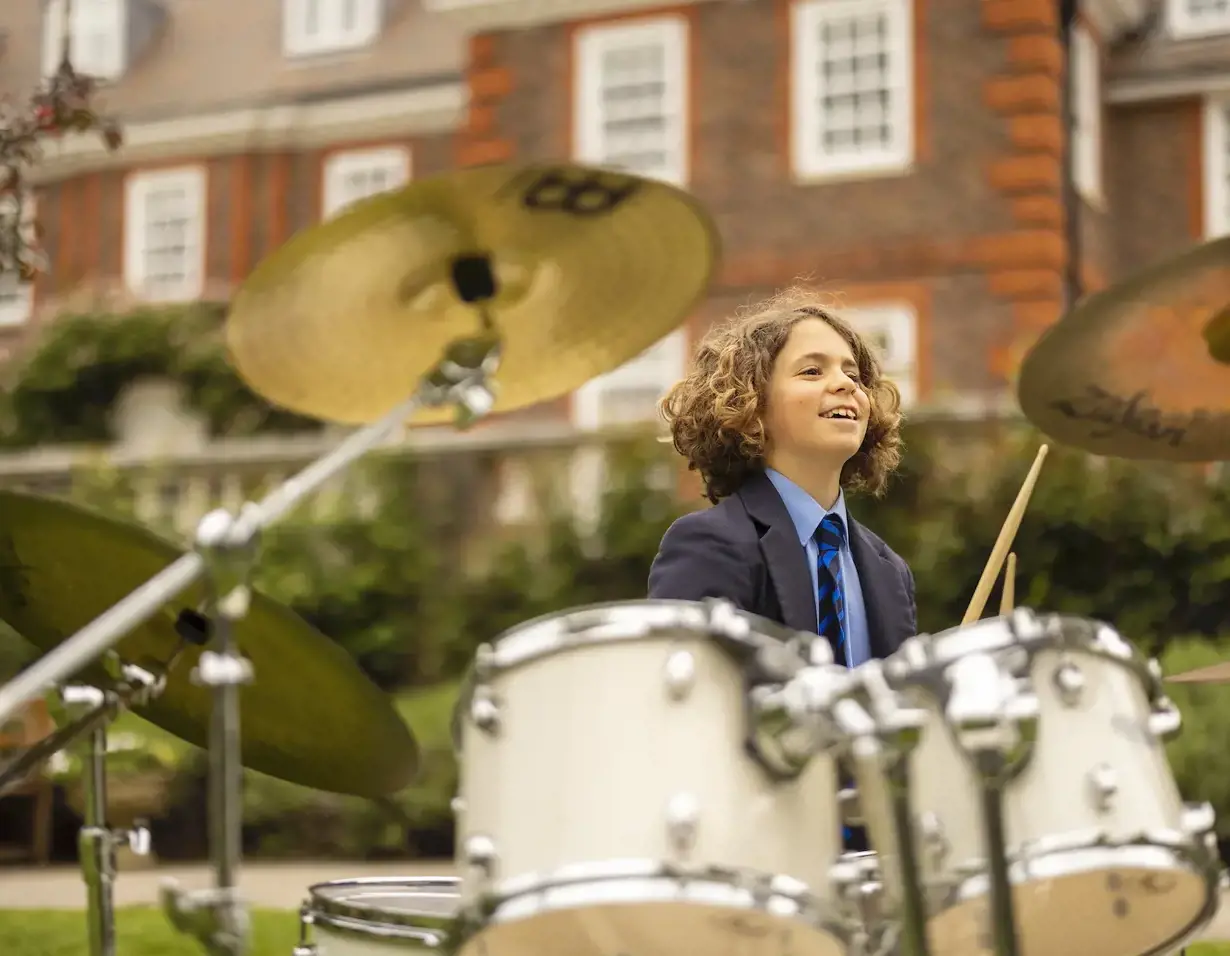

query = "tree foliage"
[0,304,319,446]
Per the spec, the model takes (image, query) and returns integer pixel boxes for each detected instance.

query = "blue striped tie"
[815,513,847,667]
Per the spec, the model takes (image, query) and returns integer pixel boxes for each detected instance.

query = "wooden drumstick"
[961,444,1048,625]
[998,552,1016,616]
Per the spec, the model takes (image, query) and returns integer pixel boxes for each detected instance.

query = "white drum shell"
[866,615,1216,956]
[453,601,846,956]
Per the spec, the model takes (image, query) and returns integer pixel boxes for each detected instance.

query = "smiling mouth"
[821,410,858,421]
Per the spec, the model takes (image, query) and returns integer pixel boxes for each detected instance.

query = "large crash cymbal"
[1017,236,1230,462]
[226,162,719,426]
[0,491,417,797]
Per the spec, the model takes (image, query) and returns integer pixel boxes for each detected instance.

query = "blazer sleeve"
[902,563,918,636]
[647,512,757,610]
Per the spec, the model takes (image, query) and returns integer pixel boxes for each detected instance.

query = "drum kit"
[0,161,1228,956]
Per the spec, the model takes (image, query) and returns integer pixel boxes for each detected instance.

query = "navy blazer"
[648,470,917,659]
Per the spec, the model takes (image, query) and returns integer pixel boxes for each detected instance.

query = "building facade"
[0,0,1226,443]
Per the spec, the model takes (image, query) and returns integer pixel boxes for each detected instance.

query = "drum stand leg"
[57,668,162,956]
[945,652,1039,956]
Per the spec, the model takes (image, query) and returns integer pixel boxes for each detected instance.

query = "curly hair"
[660,286,904,503]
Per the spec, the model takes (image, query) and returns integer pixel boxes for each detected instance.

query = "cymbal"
[1166,661,1230,684]
[0,491,417,797]
[226,162,719,426]
[1017,236,1230,462]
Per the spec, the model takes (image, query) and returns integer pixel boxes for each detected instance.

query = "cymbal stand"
[161,510,258,956]
[61,663,163,956]
[0,328,502,731]
[944,651,1038,956]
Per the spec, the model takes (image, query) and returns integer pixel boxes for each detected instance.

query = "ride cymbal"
[1017,236,1230,462]
[226,162,720,426]
[0,491,417,797]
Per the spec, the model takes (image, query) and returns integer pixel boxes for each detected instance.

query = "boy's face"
[762,318,871,468]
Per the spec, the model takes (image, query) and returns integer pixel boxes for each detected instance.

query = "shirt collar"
[764,468,849,547]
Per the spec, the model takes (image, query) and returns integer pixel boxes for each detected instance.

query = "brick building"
[0,0,1226,431]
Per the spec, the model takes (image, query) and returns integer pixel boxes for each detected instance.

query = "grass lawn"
[0,909,1228,956]
[0,907,300,956]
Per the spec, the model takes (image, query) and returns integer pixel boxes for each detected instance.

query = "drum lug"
[665,791,700,856]
[1051,661,1085,706]
[663,648,696,701]
[293,905,316,956]
[1087,763,1118,813]
[469,686,501,735]
[839,787,863,828]
[1181,801,1217,839]
[918,812,950,871]
[1147,697,1182,740]
[463,833,499,879]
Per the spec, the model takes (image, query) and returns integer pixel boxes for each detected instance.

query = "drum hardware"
[0,638,192,796]
[161,506,260,956]
[827,660,935,956]
[945,651,1039,956]
[829,852,893,956]
[1016,234,1230,462]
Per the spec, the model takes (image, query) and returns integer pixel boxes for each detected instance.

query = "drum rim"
[304,876,460,937]
[488,599,812,669]
[890,609,1162,698]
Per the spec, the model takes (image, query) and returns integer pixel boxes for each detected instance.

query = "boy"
[648,287,917,666]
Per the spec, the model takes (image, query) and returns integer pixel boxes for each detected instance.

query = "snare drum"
[294,877,459,956]
[870,610,1221,956]
[451,599,854,956]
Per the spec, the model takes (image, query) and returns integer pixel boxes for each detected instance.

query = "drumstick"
[998,552,1016,616]
[961,445,1048,625]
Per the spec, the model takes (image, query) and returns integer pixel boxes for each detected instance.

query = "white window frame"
[1203,98,1230,238]
[0,194,37,328]
[1071,24,1103,205]
[572,16,690,187]
[1167,0,1230,39]
[0,274,34,329]
[572,330,688,431]
[790,0,914,181]
[321,146,411,219]
[842,304,918,407]
[283,0,382,58]
[42,0,127,81]
[124,166,207,303]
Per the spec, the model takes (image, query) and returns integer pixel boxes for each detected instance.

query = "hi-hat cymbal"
[1017,236,1230,462]
[1166,661,1230,684]
[0,491,417,797]
[226,162,720,426]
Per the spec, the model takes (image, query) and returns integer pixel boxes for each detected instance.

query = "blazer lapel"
[847,518,903,658]
[737,472,817,634]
